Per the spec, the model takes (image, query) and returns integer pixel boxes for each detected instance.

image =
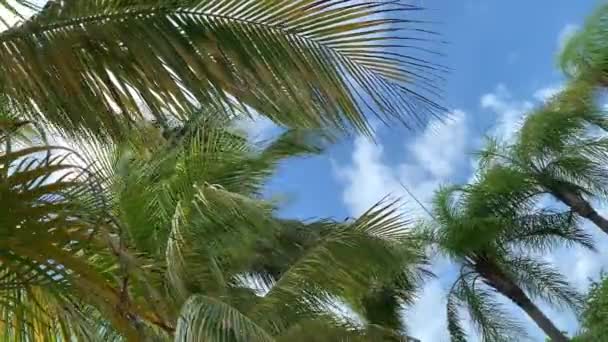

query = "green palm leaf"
[1,0,445,138]
[504,210,594,253]
[0,141,132,340]
[501,257,583,312]
[457,280,526,342]
[175,295,275,342]
[250,200,427,335]
[559,3,608,85]
[446,281,467,342]
[430,169,586,341]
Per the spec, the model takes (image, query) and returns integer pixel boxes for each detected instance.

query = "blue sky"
[243,1,607,341]
[266,0,600,220]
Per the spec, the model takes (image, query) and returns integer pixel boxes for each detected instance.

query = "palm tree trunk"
[478,264,568,342]
[553,189,608,235]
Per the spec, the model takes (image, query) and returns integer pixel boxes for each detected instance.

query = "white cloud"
[409,110,469,180]
[406,278,450,341]
[233,115,278,141]
[533,84,564,102]
[405,257,471,342]
[481,84,534,142]
[557,24,580,52]
[335,135,399,216]
[336,110,470,218]
[335,110,472,340]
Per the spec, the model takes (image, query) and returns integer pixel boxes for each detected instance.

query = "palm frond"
[1,0,446,138]
[516,84,604,163]
[75,115,322,260]
[472,135,507,172]
[559,3,608,84]
[431,185,462,227]
[456,279,527,342]
[0,285,129,342]
[0,1,39,30]
[164,182,279,307]
[503,210,594,253]
[543,152,608,199]
[277,318,407,342]
[360,285,404,332]
[0,144,102,288]
[248,219,326,281]
[251,200,427,335]
[431,185,509,258]
[463,165,539,218]
[154,178,277,316]
[0,138,162,339]
[446,282,467,342]
[501,257,583,312]
[175,294,275,342]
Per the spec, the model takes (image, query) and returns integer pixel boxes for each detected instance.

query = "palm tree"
[0,112,428,340]
[0,105,434,341]
[477,82,608,236]
[0,0,445,139]
[0,1,447,339]
[426,165,592,342]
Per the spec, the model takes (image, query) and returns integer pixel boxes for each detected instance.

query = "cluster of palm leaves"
[0,0,445,341]
[4,0,608,341]
[0,109,434,341]
[425,3,608,341]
